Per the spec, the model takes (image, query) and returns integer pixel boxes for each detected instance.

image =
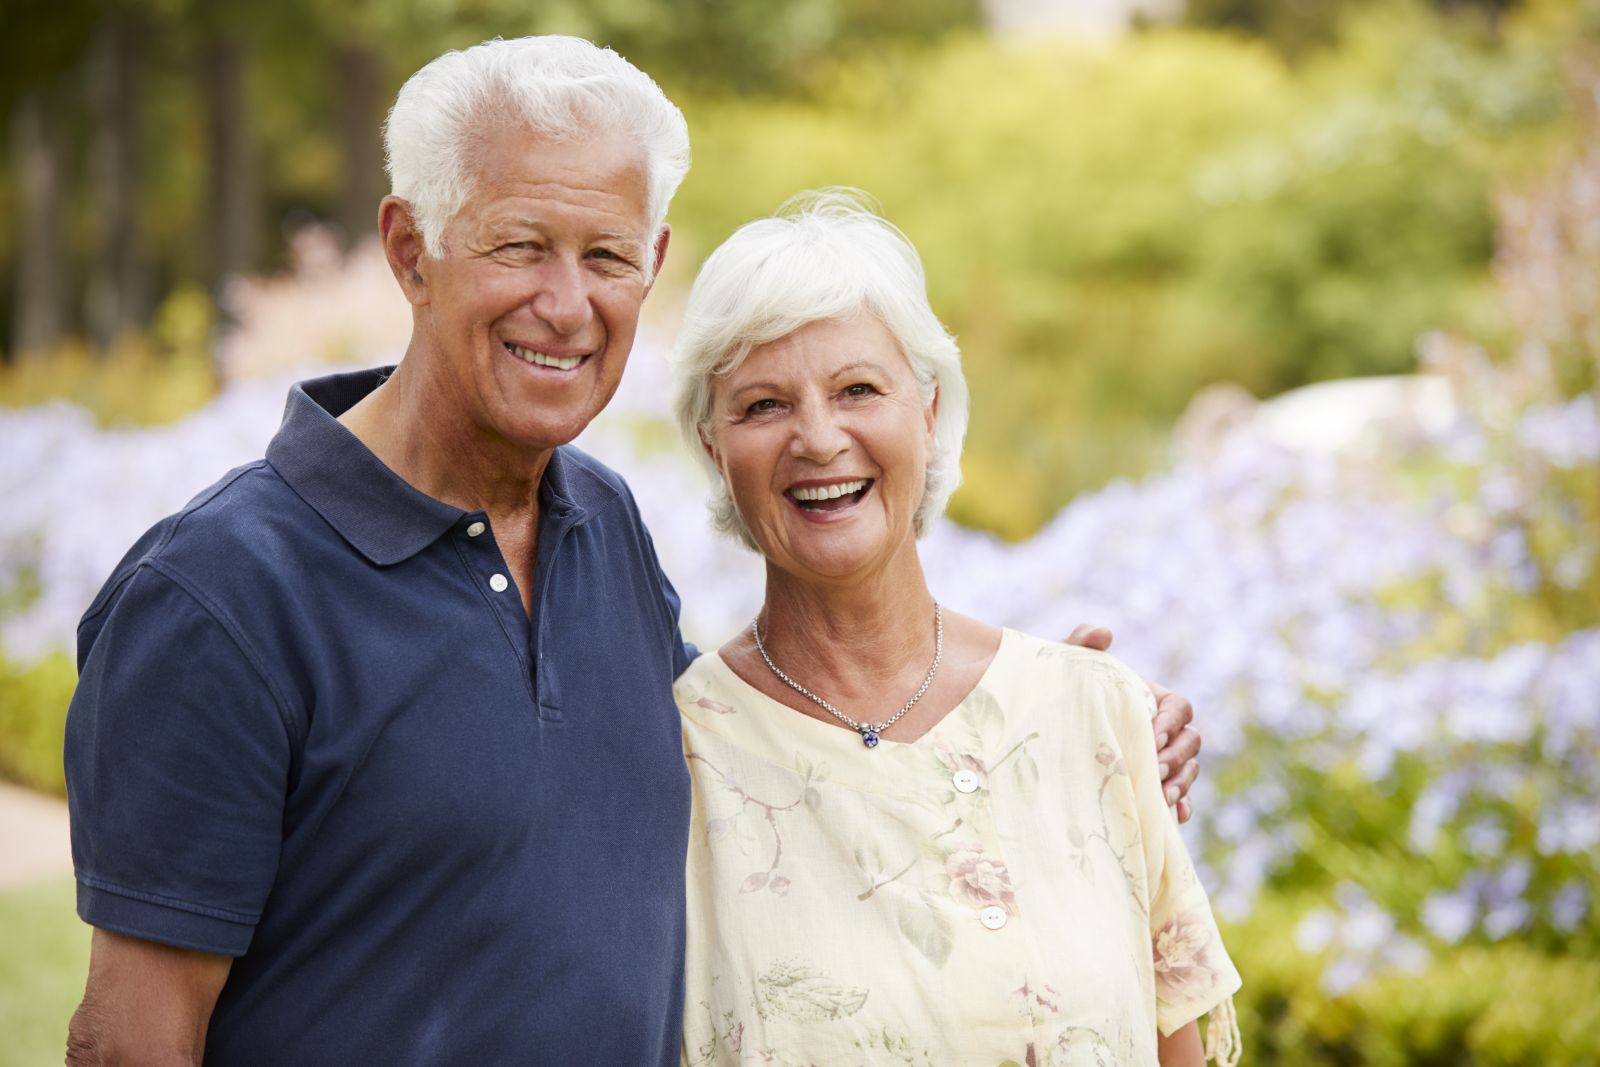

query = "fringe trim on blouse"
[1204,996,1242,1067]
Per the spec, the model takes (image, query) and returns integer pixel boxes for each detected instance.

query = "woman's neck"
[754,554,938,704]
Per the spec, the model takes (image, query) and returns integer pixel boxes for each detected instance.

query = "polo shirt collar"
[267,367,464,566]
[266,367,616,566]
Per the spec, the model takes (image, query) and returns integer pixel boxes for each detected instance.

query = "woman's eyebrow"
[829,360,889,377]
[727,380,783,399]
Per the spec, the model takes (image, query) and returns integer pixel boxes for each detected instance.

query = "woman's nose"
[789,402,850,462]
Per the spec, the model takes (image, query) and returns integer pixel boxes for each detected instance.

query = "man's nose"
[789,401,850,463]
[529,257,593,337]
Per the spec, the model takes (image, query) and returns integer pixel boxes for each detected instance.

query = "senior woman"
[669,192,1241,1067]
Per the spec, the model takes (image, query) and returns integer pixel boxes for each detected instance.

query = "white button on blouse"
[953,769,980,794]
[979,906,1008,930]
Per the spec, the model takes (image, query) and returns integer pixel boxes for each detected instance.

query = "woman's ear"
[698,424,720,470]
[925,381,940,442]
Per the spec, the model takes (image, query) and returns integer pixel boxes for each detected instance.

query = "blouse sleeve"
[1100,655,1243,1039]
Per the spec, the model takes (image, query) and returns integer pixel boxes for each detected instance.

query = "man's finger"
[1160,723,1201,765]
[1163,756,1200,807]
[1152,696,1195,763]
[1064,624,1113,651]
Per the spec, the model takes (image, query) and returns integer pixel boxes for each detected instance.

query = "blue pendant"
[861,729,880,748]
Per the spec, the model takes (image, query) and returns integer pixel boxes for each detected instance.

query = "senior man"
[63,36,1200,1065]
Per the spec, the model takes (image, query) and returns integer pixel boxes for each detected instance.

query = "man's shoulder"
[82,459,313,626]
[151,459,310,560]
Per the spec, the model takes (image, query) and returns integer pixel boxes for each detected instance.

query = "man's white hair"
[384,36,690,266]
[671,189,970,549]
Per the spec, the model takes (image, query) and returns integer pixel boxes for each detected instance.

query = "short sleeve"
[1103,657,1242,1037]
[65,565,294,956]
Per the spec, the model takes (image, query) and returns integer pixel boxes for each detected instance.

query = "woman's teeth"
[506,343,583,371]
[789,479,870,509]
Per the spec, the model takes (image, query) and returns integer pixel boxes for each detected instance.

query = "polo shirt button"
[489,574,509,592]
[953,769,980,794]
[467,521,486,537]
[979,906,1008,930]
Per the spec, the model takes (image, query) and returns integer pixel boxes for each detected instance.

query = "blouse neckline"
[684,628,1019,796]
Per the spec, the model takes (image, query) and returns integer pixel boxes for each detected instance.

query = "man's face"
[413,123,659,453]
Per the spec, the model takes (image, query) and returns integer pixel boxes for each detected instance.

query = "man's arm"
[1065,625,1202,823]
[67,929,232,1067]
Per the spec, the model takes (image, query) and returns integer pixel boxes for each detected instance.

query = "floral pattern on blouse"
[678,630,1241,1067]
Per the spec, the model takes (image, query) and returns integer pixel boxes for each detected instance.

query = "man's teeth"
[507,343,583,371]
[790,479,868,502]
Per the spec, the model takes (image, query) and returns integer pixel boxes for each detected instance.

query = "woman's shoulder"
[674,649,740,713]
[999,629,1157,723]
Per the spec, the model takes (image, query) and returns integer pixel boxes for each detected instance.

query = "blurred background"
[2,0,1597,1062]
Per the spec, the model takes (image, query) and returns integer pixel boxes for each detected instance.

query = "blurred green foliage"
[0,878,89,1067]
[0,285,216,426]
[1224,897,1600,1066]
[0,653,74,795]
[669,4,1575,535]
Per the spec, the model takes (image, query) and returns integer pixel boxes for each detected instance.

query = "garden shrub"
[0,652,74,796]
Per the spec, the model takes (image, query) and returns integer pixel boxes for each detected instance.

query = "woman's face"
[703,313,937,585]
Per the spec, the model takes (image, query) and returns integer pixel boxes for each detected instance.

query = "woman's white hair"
[384,36,690,270]
[672,189,970,549]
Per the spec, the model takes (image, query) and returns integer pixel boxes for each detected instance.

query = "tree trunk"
[84,11,146,350]
[335,43,384,249]
[9,91,69,360]
[203,31,257,306]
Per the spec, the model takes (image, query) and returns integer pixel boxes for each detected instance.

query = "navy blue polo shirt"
[65,367,694,1065]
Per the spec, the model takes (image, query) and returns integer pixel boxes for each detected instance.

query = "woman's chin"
[764,520,915,585]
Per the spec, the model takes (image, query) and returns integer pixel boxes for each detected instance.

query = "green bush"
[0,652,75,796]
[1225,894,1600,1066]
[670,7,1570,536]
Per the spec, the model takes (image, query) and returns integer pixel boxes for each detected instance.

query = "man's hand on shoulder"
[67,929,232,1066]
[1063,624,1202,824]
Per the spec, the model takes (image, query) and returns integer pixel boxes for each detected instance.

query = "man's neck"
[338,355,551,518]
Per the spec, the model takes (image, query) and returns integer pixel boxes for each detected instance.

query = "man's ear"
[644,225,671,295]
[380,196,429,307]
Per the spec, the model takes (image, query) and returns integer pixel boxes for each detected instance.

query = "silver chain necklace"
[751,602,943,749]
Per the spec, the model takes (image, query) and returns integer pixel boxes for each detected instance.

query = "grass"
[0,877,88,1066]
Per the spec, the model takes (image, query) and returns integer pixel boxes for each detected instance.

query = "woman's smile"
[785,477,875,519]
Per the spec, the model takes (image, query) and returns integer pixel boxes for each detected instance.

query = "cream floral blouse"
[676,630,1241,1067]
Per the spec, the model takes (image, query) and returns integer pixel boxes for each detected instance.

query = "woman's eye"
[843,383,876,398]
[746,399,780,415]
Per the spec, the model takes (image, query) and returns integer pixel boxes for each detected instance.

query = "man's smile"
[504,341,590,372]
